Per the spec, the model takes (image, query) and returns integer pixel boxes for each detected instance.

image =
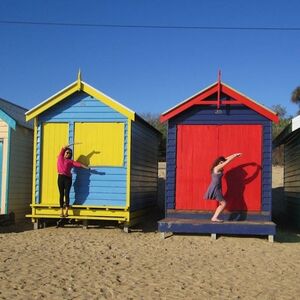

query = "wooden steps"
[158,218,276,242]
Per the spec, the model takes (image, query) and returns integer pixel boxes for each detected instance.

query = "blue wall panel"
[39,92,127,123]
[35,124,41,203]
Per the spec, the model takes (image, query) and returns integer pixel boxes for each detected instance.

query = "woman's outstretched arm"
[214,153,242,172]
[80,164,90,170]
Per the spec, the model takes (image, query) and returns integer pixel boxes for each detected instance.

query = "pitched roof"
[160,81,279,123]
[25,75,135,121]
[0,98,33,129]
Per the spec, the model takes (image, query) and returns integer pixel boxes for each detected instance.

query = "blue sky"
[0,0,300,117]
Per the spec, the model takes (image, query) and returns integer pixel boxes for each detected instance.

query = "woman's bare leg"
[211,200,226,221]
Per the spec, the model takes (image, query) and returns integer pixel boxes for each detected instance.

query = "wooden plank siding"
[36,91,128,207]
[130,120,159,211]
[0,120,8,214]
[166,105,272,220]
[284,130,300,227]
[7,125,33,221]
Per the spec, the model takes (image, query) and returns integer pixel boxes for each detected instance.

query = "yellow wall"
[74,122,124,167]
[40,123,68,204]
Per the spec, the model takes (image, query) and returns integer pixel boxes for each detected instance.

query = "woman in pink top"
[57,144,89,217]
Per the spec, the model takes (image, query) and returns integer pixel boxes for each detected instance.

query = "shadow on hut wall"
[129,162,166,233]
[272,186,286,226]
[0,212,15,226]
[73,151,105,205]
[157,162,166,214]
[271,186,300,242]
[129,207,165,233]
[0,212,34,233]
[224,162,261,221]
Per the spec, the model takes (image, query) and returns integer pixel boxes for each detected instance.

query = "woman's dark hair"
[210,156,226,173]
[65,147,73,158]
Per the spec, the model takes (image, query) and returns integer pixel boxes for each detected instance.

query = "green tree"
[291,86,300,115]
[271,104,291,165]
[271,104,287,119]
[291,86,300,103]
[271,104,291,139]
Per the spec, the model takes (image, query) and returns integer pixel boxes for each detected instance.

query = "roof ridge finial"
[78,69,82,82]
[77,69,82,90]
[217,69,221,109]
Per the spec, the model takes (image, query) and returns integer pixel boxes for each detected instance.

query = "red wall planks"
[175,125,262,211]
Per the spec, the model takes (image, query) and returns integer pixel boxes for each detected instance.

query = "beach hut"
[25,73,160,230]
[0,98,33,223]
[158,76,279,241]
[273,115,300,228]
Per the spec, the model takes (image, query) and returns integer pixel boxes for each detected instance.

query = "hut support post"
[123,224,129,233]
[161,232,173,239]
[33,219,40,230]
[82,219,88,229]
[211,233,217,241]
[268,235,274,243]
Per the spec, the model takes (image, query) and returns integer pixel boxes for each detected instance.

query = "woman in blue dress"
[204,153,242,222]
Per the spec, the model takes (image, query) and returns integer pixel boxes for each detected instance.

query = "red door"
[175,125,262,211]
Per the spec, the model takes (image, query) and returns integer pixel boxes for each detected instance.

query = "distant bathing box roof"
[273,114,300,148]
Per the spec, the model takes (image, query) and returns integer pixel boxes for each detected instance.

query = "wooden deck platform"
[166,209,271,221]
[158,218,276,242]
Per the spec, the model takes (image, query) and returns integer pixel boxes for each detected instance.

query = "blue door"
[0,141,2,212]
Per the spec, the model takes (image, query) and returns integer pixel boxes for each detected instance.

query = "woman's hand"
[81,164,90,170]
[64,142,82,148]
[235,153,242,157]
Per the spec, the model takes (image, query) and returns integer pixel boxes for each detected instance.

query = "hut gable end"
[160,82,279,123]
[25,80,135,122]
[38,91,127,123]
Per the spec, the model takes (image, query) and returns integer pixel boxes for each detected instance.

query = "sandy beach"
[1,166,300,300]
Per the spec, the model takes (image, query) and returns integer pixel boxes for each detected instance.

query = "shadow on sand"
[127,207,164,233]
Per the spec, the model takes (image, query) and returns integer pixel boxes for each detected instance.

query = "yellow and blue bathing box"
[26,74,160,229]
